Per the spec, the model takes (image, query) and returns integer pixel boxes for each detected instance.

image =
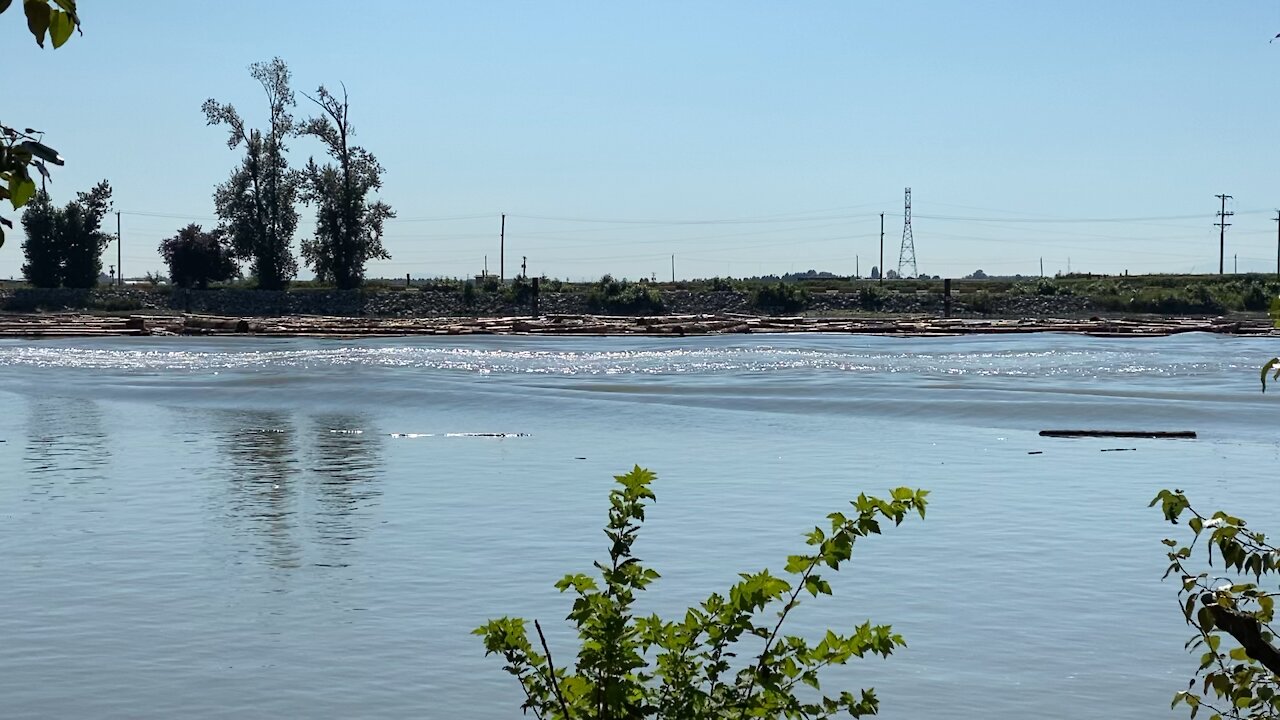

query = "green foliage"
[19,190,59,287]
[20,181,112,288]
[0,1,78,245]
[160,223,239,289]
[462,279,476,305]
[2,0,79,48]
[963,289,995,314]
[204,57,300,291]
[297,84,394,290]
[59,180,113,288]
[751,282,810,314]
[504,275,538,305]
[709,276,742,292]
[587,275,665,315]
[476,466,929,720]
[1152,489,1280,719]
[1012,278,1074,297]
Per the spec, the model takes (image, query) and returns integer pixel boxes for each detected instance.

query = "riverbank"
[0,311,1271,338]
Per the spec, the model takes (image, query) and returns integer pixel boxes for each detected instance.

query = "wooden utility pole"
[499,213,506,281]
[671,254,675,283]
[1215,194,1233,275]
[1273,211,1280,279]
[116,211,122,287]
[878,212,884,285]
[1040,257,1044,278]
[855,255,859,278]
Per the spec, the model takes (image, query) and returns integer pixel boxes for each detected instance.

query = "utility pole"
[1273,211,1280,279]
[671,254,675,283]
[500,213,506,282]
[1215,194,1233,275]
[855,255,859,278]
[1040,257,1044,278]
[116,211,122,287]
[878,212,884,285]
[1234,254,1238,274]
[521,255,527,279]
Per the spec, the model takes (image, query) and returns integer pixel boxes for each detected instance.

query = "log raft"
[0,312,1272,339]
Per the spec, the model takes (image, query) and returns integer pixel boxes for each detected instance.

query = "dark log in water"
[1039,430,1197,439]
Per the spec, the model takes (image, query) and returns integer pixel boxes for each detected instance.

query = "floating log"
[1039,430,1196,439]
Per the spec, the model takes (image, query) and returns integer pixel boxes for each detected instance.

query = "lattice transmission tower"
[897,187,918,278]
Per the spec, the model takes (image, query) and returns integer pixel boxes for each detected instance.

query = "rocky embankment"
[0,312,1270,339]
[0,286,1095,319]
[0,286,1269,338]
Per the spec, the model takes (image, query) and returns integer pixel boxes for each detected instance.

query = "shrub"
[477,467,928,720]
[751,282,810,314]
[160,223,239,289]
[462,280,476,306]
[587,275,665,314]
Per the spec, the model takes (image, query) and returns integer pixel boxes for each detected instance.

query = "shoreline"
[0,312,1273,339]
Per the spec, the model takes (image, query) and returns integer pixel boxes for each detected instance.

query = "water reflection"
[307,414,383,568]
[24,396,110,497]
[214,411,383,572]
[218,411,303,570]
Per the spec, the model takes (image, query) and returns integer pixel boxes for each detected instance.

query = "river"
[1,333,1276,719]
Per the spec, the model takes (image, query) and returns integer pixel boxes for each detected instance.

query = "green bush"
[856,286,885,311]
[751,282,810,314]
[587,275,665,315]
[963,290,995,314]
[503,275,538,305]
[477,467,928,720]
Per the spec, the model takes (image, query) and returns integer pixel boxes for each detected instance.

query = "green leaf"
[48,8,72,47]
[24,0,51,47]
[1264,358,1280,392]
[9,174,35,209]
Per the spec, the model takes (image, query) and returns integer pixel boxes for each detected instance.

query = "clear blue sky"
[6,1,1280,281]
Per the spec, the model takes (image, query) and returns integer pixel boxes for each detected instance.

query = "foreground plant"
[475,466,928,719]
[1152,489,1280,719]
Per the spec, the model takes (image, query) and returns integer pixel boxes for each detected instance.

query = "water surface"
[1,333,1275,719]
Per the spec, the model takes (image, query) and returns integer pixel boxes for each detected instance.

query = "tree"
[885,269,900,280]
[20,180,112,288]
[869,266,880,280]
[20,190,60,287]
[203,57,299,291]
[1153,490,1280,719]
[0,0,79,246]
[297,84,394,289]
[477,466,928,719]
[160,223,239,289]
[60,180,112,288]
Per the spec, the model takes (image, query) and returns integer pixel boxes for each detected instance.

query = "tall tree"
[160,223,238,289]
[60,180,112,288]
[297,84,394,289]
[19,181,112,288]
[19,190,60,287]
[203,57,299,291]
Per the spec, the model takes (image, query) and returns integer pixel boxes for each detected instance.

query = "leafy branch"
[1152,489,1280,719]
[476,466,927,719]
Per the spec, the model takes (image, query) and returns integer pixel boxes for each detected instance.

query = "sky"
[5,1,1280,281]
